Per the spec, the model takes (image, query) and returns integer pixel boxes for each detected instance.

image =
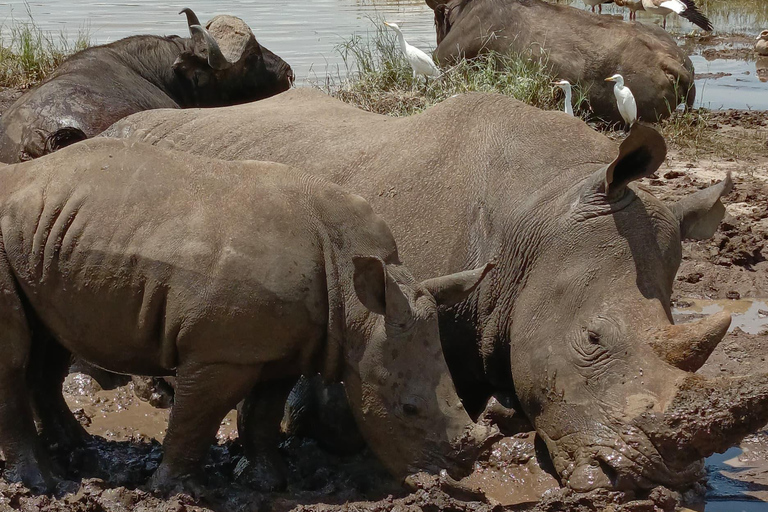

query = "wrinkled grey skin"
[426,0,694,123]
[103,88,768,491]
[0,138,497,494]
[0,9,293,164]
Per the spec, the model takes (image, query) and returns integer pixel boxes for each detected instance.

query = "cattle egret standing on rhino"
[552,80,574,116]
[384,22,440,83]
[605,74,637,126]
[641,0,712,31]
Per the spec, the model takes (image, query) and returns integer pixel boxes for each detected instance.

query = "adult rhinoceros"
[103,89,766,492]
[426,0,695,123]
[0,138,498,493]
[0,8,293,163]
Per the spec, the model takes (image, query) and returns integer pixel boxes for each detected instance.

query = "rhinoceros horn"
[649,311,732,372]
[179,7,202,29]
[639,373,768,465]
[188,25,233,70]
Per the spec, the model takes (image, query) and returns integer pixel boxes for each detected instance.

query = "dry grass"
[659,109,768,160]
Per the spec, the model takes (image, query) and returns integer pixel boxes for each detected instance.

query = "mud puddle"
[673,298,768,334]
[705,442,768,510]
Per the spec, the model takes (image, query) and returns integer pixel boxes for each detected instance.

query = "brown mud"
[0,89,766,511]
[691,34,763,62]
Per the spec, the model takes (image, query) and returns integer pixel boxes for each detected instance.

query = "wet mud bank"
[0,89,765,511]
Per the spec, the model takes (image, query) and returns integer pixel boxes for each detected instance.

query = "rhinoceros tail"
[679,0,713,31]
[44,127,88,155]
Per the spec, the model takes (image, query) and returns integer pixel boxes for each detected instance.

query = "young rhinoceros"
[0,139,497,493]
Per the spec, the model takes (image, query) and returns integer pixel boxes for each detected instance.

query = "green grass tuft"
[320,20,591,119]
[0,10,89,88]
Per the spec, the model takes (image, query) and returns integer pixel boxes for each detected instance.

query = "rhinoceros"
[0,8,293,164]
[425,0,695,123]
[0,138,498,493]
[102,88,768,491]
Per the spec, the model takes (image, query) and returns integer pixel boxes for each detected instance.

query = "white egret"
[582,0,614,14]
[384,22,440,82]
[605,74,637,126]
[640,0,712,31]
[756,30,768,56]
[614,0,644,20]
[552,80,574,116]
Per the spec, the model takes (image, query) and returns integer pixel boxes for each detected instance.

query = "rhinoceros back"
[0,138,392,377]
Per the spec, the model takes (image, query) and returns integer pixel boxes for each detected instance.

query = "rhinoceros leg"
[149,361,261,494]
[0,259,58,492]
[29,335,90,451]
[236,377,297,491]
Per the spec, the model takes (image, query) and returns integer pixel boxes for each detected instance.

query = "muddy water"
[673,298,768,334]
[1,0,767,109]
[674,300,768,511]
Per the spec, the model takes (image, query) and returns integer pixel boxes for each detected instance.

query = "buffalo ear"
[173,53,212,87]
[603,123,667,200]
[671,172,733,240]
[421,263,494,307]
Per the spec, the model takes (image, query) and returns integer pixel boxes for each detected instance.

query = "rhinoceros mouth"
[548,426,706,491]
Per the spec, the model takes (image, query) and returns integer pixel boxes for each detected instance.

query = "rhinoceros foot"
[232,454,287,492]
[2,457,63,495]
[147,463,208,498]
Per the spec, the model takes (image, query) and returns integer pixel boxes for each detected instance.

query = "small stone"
[726,290,741,300]
[678,273,703,284]
[663,170,684,179]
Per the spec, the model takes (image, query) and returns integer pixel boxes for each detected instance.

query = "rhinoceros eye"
[587,330,601,345]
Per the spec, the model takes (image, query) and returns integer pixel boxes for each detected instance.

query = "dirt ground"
[0,83,766,511]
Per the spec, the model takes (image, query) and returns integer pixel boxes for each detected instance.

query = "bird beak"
[605,77,615,82]
[384,22,392,27]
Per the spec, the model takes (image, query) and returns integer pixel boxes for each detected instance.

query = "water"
[673,298,768,334]
[706,446,768,512]
[0,1,438,84]
[1,0,766,109]
[692,53,768,111]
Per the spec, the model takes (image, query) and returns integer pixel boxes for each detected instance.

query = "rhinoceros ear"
[352,257,412,320]
[603,123,667,200]
[670,172,733,240]
[425,0,442,9]
[421,263,494,307]
[353,256,387,315]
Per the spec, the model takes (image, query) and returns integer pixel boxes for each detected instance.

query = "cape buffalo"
[426,0,695,123]
[103,89,768,491]
[0,138,497,493]
[0,8,293,163]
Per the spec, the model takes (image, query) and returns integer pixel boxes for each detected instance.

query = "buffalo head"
[173,9,293,106]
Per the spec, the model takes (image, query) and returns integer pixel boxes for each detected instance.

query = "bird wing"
[406,45,440,77]
[678,0,713,31]
[658,0,685,13]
